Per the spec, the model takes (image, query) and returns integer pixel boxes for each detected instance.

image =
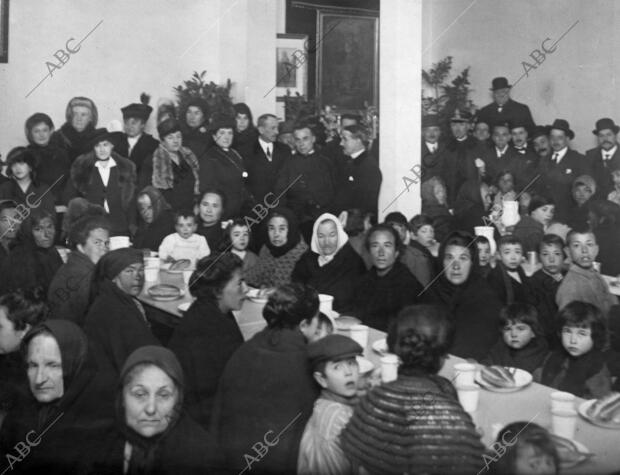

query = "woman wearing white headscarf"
[292,213,365,311]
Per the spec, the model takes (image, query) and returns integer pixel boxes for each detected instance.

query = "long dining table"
[138,269,620,474]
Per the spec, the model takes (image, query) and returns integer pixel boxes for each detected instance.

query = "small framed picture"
[276,33,309,99]
[0,0,9,63]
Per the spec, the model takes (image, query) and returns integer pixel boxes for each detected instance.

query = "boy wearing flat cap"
[297,334,363,475]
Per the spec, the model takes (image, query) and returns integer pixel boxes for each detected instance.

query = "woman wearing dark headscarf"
[420,176,455,242]
[232,102,258,160]
[139,118,200,211]
[0,209,63,295]
[453,179,493,235]
[133,186,175,252]
[86,346,222,474]
[199,115,255,219]
[180,97,212,160]
[341,305,485,474]
[211,283,321,474]
[421,231,502,360]
[168,254,246,429]
[83,249,159,404]
[245,208,308,288]
[0,320,110,475]
[51,96,100,163]
[292,212,365,311]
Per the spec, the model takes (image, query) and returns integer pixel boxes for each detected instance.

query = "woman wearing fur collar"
[69,128,137,236]
[138,118,200,212]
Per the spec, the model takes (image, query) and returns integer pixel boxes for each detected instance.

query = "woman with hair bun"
[342,305,485,475]
[211,283,321,474]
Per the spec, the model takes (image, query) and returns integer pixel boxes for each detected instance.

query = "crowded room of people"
[0,0,619,474]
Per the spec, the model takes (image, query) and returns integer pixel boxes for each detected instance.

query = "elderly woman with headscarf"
[245,208,309,288]
[51,96,100,163]
[453,179,494,235]
[84,249,159,403]
[180,97,212,160]
[139,118,200,211]
[232,102,258,160]
[133,186,175,252]
[421,176,455,243]
[292,212,365,311]
[0,320,110,474]
[86,346,222,474]
[0,209,63,295]
[168,253,246,429]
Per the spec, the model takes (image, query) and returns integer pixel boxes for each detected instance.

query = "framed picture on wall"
[316,11,379,111]
[0,0,9,63]
[276,33,309,99]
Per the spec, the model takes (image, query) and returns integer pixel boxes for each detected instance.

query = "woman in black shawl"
[232,102,258,160]
[86,346,222,474]
[0,209,63,295]
[50,96,100,164]
[453,179,493,235]
[180,97,212,160]
[195,189,227,251]
[133,186,175,252]
[421,231,502,361]
[0,320,111,475]
[245,207,308,288]
[292,212,365,311]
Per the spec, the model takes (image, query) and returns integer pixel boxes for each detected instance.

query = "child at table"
[487,235,532,305]
[298,334,363,475]
[489,421,558,475]
[158,210,210,267]
[224,219,258,272]
[555,226,618,315]
[476,235,493,279]
[530,234,566,348]
[537,301,612,399]
[482,303,549,374]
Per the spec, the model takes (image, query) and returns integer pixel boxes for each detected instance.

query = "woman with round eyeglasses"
[87,346,222,474]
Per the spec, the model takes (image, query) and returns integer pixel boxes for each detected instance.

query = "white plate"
[177,302,191,313]
[246,288,271,304]
[147,286,185,301]
[475,367,533,393]
[554,438,593,469]
[578,399,620,429]
[371,338,388,356]
[356,356,374,374]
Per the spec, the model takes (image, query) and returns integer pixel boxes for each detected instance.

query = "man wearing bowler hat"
[586,118,620,198]
[111,95,159,175]
[421,114,446,181]
[477,77,535,132]
[537,119,589,222]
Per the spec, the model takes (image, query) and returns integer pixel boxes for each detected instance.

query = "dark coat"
[168,298,244,429]
[51,123,100,164]
[133,209,176,252]
[331,150,382,216]
[291,242,366,312]
[0,242,62,295]
[233,127,259,161]
[196,221,227,252]
[274,151,336,224]
[510,147,541,191]
[476,99,535,132]
[0,180,56,217]
[182,126,212,161]
[530,269,563,348]
[585,146,620,199]
[486,262,534,306]
[244,140,290,202]
[482,336,549,374]
[47,250,95,326]
[199,146,255,219]
[479,146,522,185]
[211,327,319,474]
[536,149,590,223]
[87,413,222,475]
[594,224,620,276]
[512,214,544,253]
[0,352,28,415]
[421,141,447,182]
[347,261,423,332]
[422,274,502,361]
[110,132,159,176]
[27,143,72,205]
[442,136,480,206]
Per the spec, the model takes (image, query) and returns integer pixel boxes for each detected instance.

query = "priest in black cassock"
[111,94,159,175]
[477,77,535,133]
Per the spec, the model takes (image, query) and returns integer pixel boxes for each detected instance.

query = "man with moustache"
[510,120,540,190]
[421,114,445,181]
[477,77,535,131]
[585,118,620,198]
[537,119,590,223]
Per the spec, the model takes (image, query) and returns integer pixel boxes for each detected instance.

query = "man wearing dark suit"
[510,120,540,191]
[537,119,590,223]
[442,110,482,207]
[322,113,360,162]
[479,121,521,185]
[244,114,290,202]
[111,97,159,176]
[585,118,620,199]
[331,125,382,217]
[421,114,446,181]
[477,77,535,132]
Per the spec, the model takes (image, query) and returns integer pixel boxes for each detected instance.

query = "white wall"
[0,0,277,157]
[422,0,620,152]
